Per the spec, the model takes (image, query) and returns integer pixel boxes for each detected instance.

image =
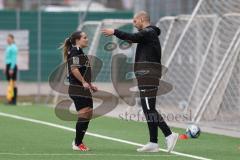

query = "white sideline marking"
[0,112,213,160]
[0,153,176,157]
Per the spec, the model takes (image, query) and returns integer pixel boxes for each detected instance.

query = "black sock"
[75,118,90,145]
[13,87,17,105]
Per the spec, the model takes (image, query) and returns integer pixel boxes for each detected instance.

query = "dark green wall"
[0,10,132,81]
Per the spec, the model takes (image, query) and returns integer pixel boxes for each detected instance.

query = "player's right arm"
[71,67,90,89]
[113,29,145,43]
[68,50,91,89]
[102,28,146,43]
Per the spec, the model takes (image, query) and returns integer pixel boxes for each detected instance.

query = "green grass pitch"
[0,104,239,160]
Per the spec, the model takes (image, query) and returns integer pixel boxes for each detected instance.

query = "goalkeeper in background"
[102,11,178,153]
[4,34,18,105]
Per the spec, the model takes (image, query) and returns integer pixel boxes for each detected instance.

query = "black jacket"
[114,25,162,64]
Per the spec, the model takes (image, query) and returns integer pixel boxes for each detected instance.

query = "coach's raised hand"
[101,28,114,36]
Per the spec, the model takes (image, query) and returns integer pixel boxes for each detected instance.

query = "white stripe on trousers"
[145,97,150,110]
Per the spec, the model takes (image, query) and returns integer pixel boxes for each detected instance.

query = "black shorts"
[68,85,93,111]
[5,64,17,81]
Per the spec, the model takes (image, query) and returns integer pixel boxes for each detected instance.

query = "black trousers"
[139,85,172,143]
[5,64,18,104]
[5,64,17,81]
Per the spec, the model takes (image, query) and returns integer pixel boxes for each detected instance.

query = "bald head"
[133,11,151,30]
[134,11,150,23]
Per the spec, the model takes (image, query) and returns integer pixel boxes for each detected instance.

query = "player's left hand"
[90,83,98,92]
[101,28,114,36]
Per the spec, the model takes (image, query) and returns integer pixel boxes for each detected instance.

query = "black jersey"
[67,46,91,85]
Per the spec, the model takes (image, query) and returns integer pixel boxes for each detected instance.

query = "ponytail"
[60,31,82,62]
[60,38,71,62]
